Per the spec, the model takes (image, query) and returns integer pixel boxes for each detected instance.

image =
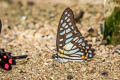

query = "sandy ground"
[0,0,120,80]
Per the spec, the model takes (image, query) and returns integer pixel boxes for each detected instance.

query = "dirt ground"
[0,0,120,80]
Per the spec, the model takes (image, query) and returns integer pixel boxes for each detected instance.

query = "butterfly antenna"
[12,55,28,59]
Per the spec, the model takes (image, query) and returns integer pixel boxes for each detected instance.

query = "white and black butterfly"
[52,8,95,62]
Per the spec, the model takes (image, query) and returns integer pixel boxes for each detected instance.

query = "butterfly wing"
[54,8,95,62]
[0,61,12,70]
[68,36,95,59]
[56,8,82,52]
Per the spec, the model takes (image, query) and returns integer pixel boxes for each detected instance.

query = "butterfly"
[0,20,28,70]
[0,49,28,70]
[52,8,95,62]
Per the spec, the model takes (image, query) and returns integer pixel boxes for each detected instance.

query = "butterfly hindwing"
[70,36,95,58]
[0,61,12,70]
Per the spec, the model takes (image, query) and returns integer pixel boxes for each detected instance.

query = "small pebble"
[27,0,34,5]
[88,28,98,37]
[18,69,24,73]
[2,40,7,44]
[113,45,120,54]
[81,67,86,72]
[44,62,48,65]
[101,40,107,45]
[96,37,100,42]
[92,37,96,43]
[101,71,108,76]
[88,68,94,73]
[114,49,120,54]
[48,12,55,19]
[8,26,11,30]
[88,27,94,33]
[102,53,109,58]
[67,75,73,80]
[75,10,84,22]
[21,16,27,21]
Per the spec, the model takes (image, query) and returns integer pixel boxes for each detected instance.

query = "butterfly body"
[53,8,95,62]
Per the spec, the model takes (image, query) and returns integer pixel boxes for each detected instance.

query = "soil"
[0,0,120,80]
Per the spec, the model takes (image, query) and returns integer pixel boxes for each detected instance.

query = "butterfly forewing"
[54,8,95,62]
[56,8,82,52]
